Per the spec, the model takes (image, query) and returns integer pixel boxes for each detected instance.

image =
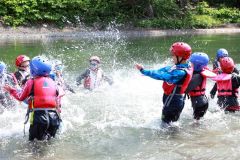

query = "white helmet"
[54,60,62,66]
[89,56,100,63]
[53,60,63,71]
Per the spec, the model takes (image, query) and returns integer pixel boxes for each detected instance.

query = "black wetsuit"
[13,69,30,87]
[185,72,208,120]
[210,73,240,112]
[29,110,60,141]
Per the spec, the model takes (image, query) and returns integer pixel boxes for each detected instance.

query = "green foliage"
[137,19,177,29]
[0,0,87,26]
[152,0,182,18]
[195,1,210,14]
[135,0,192,29]
[137,17,192,29]
[0,0,239,28]
[191,15,222,28]
[204,0,240,8]
[195,1,240,23]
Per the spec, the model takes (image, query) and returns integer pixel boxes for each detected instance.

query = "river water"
[0,31,240,160]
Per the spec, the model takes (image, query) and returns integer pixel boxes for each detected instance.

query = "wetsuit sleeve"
[22,75,30,86]
[14,71,23,86]
[232,74,240,88]
[233,67,239,75]
[9,79,33,101]
[212,59,219,70]
[103,73,113,85]
[237,75,240,87]
[64,82,75,93]
[185,73,203,93]
[210,83,217,96]
[76,69,90,85]
[140,67,186,84]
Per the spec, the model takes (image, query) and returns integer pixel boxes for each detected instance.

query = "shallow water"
[0,32,240,160]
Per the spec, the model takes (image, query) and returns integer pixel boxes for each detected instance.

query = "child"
[210,49,239,98]
[210,57,240,112]
[185,52,216,120]
[135,42,193,127]
[50,60,74,114]
[76,56,113,90]
[4,56,61,141]
[0,62,16,109]
[212,48,239,74]
[213,48,228,71]
[12,55,31,87]
[51,60,75,93]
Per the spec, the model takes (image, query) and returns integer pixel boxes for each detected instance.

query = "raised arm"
[76,69,90,86]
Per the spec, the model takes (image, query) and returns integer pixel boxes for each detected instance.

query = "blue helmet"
[189,52,209,71]
[30,56,52,77]
[216,48,228,60]
[0,62,7,75]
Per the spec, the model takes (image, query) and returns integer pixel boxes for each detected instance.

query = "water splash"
[1,32,240,159]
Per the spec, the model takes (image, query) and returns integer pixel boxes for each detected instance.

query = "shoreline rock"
[0,27,240,40]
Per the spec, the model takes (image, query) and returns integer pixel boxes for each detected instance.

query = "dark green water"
[0,33,240,160]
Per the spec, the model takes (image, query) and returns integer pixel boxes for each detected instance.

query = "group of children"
[0,43,239,141]
[136,42,240,127]
[1,54,112,141]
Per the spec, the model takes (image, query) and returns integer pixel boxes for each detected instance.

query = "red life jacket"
[32,77,57,109]
[83,69,103,90]
[162,65,193,95]
[189,75,207,97]
[188,68,216,97]
[84,76,91,89]
[213,73,238,97]
[226,106,240,111]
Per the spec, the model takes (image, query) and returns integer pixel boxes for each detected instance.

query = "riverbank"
[0,26,240,39]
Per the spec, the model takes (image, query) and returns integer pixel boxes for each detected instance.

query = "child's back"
[211,57,240,112]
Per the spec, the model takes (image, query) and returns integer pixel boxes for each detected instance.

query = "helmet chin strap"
[176,56,183,65]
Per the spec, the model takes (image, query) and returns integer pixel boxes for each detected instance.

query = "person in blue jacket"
[135,42,193,127]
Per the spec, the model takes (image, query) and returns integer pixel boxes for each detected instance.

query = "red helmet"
[170,42,192,60]
[89,56,100,63]
[220,57,235,74]
[15,55,30,67]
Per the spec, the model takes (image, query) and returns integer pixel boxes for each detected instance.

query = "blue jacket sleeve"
[140,66,187,84]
